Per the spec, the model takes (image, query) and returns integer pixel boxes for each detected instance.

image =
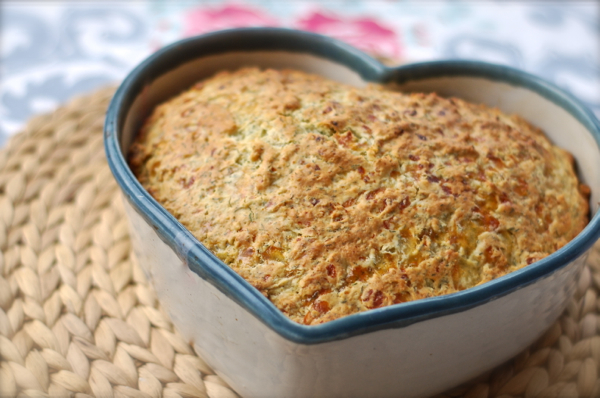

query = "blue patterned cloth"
[1,1,598,146]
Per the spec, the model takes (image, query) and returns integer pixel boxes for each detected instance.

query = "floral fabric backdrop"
[1,1,599,146]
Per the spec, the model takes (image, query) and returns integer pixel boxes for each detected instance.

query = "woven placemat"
[1,88,600,398]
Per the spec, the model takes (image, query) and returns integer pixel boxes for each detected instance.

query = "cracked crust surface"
[129,68,589,325]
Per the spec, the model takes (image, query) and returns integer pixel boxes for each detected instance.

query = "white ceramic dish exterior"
[104,29,600,398]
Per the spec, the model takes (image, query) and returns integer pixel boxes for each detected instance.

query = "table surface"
[1,1,599,147]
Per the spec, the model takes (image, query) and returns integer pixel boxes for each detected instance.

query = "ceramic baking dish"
[104,28,600,398]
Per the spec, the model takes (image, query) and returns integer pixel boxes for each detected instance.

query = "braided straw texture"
[1,88,600,398]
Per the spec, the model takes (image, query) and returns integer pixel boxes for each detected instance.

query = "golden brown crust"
[129,68,589,325]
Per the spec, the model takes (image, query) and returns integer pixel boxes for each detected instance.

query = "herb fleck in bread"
[129,68,589,325]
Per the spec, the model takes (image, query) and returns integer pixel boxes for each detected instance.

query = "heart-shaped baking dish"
[104,28,600,398]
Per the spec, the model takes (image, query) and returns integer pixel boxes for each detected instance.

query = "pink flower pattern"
[296,11,402,59]
[184,4,279,37]
[182,4,403,59]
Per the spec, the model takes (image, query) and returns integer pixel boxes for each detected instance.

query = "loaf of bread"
[129,68,589,325]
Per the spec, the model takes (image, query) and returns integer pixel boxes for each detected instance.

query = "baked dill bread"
[129,68,589,325]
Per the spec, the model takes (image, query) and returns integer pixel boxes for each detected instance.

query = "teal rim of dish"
[104,28,600,344]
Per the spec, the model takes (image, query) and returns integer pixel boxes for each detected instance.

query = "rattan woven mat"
[1,87,600,398]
